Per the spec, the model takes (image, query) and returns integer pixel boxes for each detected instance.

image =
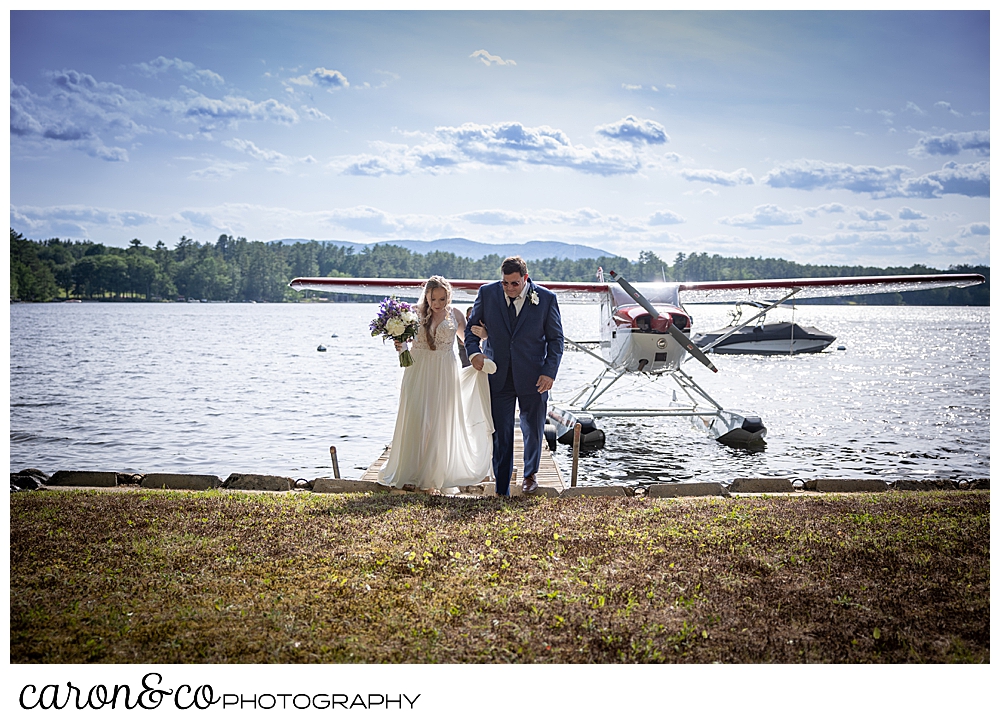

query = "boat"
[692,321,836,355]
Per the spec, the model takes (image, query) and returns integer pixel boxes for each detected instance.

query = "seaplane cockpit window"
[610,283,681,308]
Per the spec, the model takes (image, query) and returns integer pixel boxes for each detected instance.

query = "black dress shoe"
[521,474,538,494]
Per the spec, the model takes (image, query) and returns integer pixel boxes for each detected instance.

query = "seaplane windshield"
[610,283,681,309]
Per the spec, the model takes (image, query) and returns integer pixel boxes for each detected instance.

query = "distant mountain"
[270,237,616,261]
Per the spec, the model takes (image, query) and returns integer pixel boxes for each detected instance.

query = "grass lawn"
[10,488,989,664]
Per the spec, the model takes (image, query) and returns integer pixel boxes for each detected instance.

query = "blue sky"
[9,10,990,267]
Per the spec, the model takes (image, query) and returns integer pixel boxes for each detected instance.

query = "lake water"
[9,301,990,485]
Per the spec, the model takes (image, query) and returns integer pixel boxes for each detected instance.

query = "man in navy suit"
[465,256,563,496]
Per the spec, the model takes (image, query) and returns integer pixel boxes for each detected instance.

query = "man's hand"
[536,375,554,393]
[471,354,485,371]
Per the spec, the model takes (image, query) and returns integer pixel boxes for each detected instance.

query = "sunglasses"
[501,280,523,288]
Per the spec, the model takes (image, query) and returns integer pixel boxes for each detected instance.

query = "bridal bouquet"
[370,296,420,367]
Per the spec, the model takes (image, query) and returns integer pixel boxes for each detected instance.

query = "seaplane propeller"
[608,270,718,373]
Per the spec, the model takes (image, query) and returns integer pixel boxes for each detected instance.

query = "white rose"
[401,310,418,324]
[386,318,405,337]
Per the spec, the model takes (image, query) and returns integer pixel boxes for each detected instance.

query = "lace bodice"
[412,307,459,353]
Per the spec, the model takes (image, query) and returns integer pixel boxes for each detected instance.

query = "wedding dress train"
[378,308,494,493]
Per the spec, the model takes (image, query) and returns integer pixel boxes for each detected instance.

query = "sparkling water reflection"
[9,302,990,484]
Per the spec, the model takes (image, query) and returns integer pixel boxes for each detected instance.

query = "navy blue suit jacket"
[464,279,564,396]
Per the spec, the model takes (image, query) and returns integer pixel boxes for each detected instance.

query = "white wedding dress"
[379,307,494,494]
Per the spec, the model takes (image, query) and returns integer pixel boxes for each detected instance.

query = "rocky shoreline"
[10,468,990,497]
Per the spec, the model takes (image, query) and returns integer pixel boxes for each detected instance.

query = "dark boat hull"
[693,322,836,355]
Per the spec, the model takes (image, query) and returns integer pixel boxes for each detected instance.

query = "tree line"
[9,228,989,305]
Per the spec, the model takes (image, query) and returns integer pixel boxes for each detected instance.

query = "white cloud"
[289,67,349,90]
[550,208,609,227]
[595,115,668,145]
[838,220,888,232]
[452,206,646,234]
[459,210,529,225]
[223,138,288,163]
[761,158,989,199]
[301,106,330,121]
[10,72,145,161]
[11,203,159,238]
[134,56,224,86]
[959,223,990,237]
[856,208,893,222]
[934,101,962,117]
[10,83,43,136]
[470,50,516,67]
[188,159,250,180]
[176,210,221,228]
[673,233,751,257]
[905,101,926,115]
[784,231,932,258]
[909,131,989,158]
[718,204,801,229]
[311,68,350,90]
[679,167,754,186]
[167,205,447,241]
[648,209,685,225]
[900,161,990,198]
[12,204,157,229]
[166,88,299,130]
[898,206,927,220]
[762,160,908,194]
[336,121,643,177]
[803,203,847,217]
[620,83,673,92]
[896,221,929,233]
[323,206,403,234]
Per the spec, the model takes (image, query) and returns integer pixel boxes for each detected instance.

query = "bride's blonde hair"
[417,276,452,350]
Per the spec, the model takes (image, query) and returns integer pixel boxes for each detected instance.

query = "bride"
[378,276,494,494]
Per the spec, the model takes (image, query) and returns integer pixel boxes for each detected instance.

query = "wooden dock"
[362,427,565,495]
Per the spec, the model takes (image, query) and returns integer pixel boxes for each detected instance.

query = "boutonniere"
[529,291,539,306]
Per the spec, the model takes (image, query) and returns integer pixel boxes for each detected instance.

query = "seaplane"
[288,269,985,448]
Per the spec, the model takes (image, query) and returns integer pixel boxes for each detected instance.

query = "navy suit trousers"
[492,365,547,496]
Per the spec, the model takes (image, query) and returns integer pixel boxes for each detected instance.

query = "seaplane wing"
[287,277,610,303]
[674,273,985,304]
[289,273,983,305]
[289,277,483,302]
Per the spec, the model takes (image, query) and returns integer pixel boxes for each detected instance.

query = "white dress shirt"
[507,280,529,316]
